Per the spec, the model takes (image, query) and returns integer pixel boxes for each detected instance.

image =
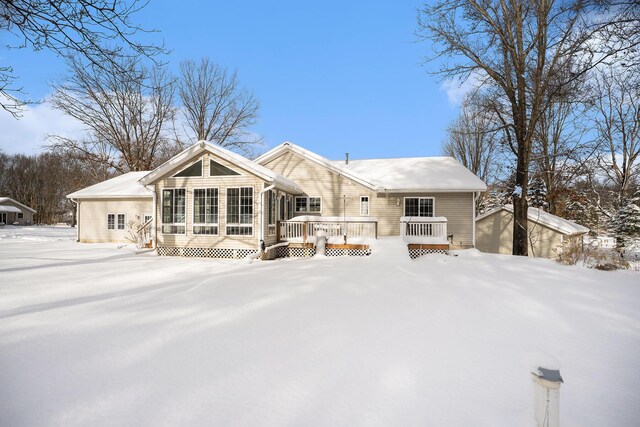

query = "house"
[475,205,589,258]
[0,197,36,225]
[67,141,487,258]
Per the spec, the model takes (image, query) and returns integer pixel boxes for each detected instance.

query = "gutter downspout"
[258,184,276,254]
[472,192,477,248]
[145,185,157,249]
[70,198,79,242]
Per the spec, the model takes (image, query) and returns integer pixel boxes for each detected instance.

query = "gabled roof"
[140,141,303,194]
[256,142,487,193]
[67,172,153,199]
[0,197,37,213]
[255,142,379,191]
[336,157,487,193]
[476,205,589,236]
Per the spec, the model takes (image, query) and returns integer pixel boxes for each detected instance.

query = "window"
[193,188,219,235]
[287,196,293,219]
[360,196,370,216]
[226,187,253,235]
[173,160,202,177]
[162,188,186,234]
[404,197,434,217]
[143,214,153,224]
[210,159,240,176]
[107,213,125,230]
[267,190,276,236]
[107,213,115,230]
[117,213,126,230]
[294,196,322,213]
[278,196,286,221]
[17,212,23,219]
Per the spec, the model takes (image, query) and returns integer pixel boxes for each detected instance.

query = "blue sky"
[1,0,465,159]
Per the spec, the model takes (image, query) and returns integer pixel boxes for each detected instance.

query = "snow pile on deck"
[1,227,639,426]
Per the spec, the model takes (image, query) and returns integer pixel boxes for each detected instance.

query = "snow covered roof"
[256,142,378,190]
[67,172,153,199]
[256,142,487,193]
[0,197,36,213]
[336,157,488,193]
[140,141,304,194]
[0,205,22,213]
[476,205,590,236]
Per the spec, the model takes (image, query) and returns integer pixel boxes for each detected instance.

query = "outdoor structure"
[67,141,487,258]
[0,197,36,225]
[67,172,153,243]
[475,205,589,258]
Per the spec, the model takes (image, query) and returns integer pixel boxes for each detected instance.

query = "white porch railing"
[400,216,448,244]
[280,216,378,243]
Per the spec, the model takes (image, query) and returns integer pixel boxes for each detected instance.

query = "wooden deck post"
[303,220,307,245]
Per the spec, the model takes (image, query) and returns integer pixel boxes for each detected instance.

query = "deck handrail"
[400,216,448,243]
[280,216,378,242]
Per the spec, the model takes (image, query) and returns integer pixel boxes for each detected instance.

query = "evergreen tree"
[528,177,549,210]
[613,191,640,248]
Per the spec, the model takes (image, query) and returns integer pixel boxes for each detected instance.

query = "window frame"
[403,197,435,218]
[360,196,370,216]
[161,188,187,235]
[209,158,241,177]
[294,196,322,214]
[192,187,219,236]
[172,159,203,178]
[225,186,254,236]
[107,213,116,230]
[267,190,276,236]
[117,213,126,230]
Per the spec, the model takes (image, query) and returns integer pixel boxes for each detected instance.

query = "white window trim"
[208,157,242,177]
[360,196,370,216]
[403,197,435,217]
[192,187,220,236]
[294,196,323,214]
[267,190,277,236]
[172,158,204,178]
[225,186,255,237]
[107,213,116,230]
[117,213,126,231]
[161,187,187,235]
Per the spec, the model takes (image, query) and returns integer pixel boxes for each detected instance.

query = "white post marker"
[532,367,563,427]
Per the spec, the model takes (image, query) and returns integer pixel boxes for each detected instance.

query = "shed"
[475,205,589,258]
[0,197,36,225]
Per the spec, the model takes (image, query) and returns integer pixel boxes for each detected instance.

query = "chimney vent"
[345,153,349,165]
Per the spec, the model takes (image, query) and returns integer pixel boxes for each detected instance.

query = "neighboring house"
[0,197,36,225]
[475,205,589,258]
[67,141,487,257]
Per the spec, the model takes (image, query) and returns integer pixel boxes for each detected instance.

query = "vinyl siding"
[78,198,152,243]
[261,150,476,247]
[153,151,287,249]
[475,209,565,258]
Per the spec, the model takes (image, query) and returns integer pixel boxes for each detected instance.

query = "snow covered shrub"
[125,216,152,249]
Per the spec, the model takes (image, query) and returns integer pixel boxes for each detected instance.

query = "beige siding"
[78,198,152,243]
[261,151,476,247]
[475,209,565,258]
[153,152,289,249]
[0,200,35,225]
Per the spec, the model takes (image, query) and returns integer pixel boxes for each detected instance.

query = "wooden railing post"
[303,221,307,245]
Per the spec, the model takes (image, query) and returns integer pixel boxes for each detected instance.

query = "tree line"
[420,0,640,251]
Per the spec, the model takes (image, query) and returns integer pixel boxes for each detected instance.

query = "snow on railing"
[400,216,448,244]
[280,216,378,243]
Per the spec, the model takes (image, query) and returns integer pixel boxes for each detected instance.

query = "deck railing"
[280,216,378,243]
[400,216,448,243]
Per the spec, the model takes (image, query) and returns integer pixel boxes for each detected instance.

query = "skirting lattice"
[277,246,316,258]
[408,248,448,259]
[157,246,257,259]
[325,248,371,257]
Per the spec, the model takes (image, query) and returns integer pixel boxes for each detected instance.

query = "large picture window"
[294,196,322,213]
[193,188,219,235]
[404,197,434,217]
[226,187,253,235]
[162,188,186,234]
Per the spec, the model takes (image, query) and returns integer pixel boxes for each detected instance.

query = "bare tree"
[1,0,164,116]
[591,65,640,202]
[442,93,501,210]
[49,56,178,173]
[418,0,629,255]
[178,58,261,154]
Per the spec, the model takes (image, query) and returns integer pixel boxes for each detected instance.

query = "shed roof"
[67,172,153,199]
[476,205,590,236]
[0,197,37,213]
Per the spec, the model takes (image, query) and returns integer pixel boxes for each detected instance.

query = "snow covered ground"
[1,226,639,427]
